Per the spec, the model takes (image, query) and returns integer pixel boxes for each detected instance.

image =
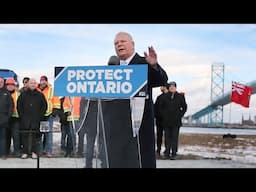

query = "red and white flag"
[231,81,254,108]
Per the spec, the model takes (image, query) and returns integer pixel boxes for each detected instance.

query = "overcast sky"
[0,24,256,123]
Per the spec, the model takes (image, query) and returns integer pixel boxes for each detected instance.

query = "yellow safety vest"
[37,85,54,116]
[11,91,20,118]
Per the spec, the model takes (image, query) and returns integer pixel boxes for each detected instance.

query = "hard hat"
[6,78,15,85]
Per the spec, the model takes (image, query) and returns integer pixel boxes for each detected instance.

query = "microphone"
[108,55,120,65]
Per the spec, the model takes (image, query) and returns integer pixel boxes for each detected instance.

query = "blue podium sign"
[54,65,148,99]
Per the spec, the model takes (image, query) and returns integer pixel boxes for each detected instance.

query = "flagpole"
[224,81,233,138]
[228,81,233,135]
[228,102,232,134]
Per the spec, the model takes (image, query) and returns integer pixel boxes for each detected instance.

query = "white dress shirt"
[120,52,136,65]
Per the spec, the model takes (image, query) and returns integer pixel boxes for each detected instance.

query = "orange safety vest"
[37,85,54,116]
[52,96,62,109]
[64,97,81,121]
[11,91,20,118]
[62,97,71,113]
[54,96,70,112]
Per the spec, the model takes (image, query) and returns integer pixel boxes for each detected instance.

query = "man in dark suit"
[158,81,187,160]
[103,32,168,168]
[154,84,170,158]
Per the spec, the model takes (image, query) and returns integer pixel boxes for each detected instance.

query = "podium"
[54,64,148,168]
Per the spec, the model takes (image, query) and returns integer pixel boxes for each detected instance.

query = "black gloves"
[52,108,59,117]
[64,111,71,117]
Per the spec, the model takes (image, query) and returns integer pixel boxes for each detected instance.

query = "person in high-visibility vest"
[5,78,21,157]
[37,75,55,157]
[61,96,81,157]
[51,96,69,155]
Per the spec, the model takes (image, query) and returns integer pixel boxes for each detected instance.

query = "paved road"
[0,158,255,168]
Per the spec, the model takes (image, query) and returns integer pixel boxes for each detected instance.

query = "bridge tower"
[210,63,225,126]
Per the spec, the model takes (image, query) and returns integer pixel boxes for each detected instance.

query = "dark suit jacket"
[154,92,166,128]
[159,91,187,128]
[103,53,168,168]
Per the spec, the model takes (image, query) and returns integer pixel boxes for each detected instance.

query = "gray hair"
[28,78,37,83]
[114,32,134,42]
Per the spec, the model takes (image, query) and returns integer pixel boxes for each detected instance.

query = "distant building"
[241,114,255,125]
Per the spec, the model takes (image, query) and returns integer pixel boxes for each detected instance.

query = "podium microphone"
[108,55,120,65]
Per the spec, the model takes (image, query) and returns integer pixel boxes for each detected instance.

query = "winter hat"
[168,81,177,87]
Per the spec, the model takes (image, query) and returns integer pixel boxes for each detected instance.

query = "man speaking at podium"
[103,32,168,168]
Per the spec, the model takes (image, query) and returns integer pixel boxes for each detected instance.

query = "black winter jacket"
[17,89,47,131]
[0,87,14,127]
